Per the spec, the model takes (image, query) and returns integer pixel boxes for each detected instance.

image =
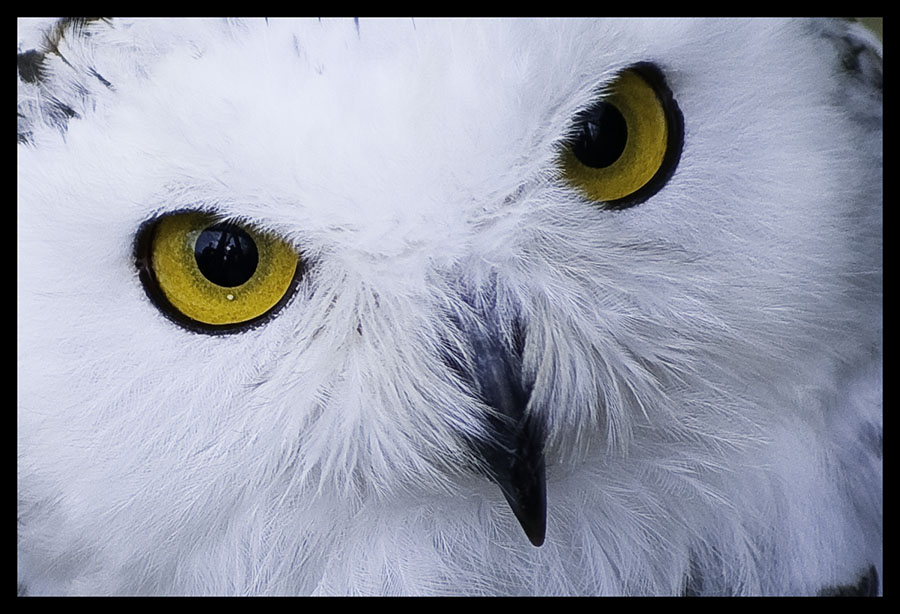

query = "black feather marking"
[839,35,883,91]
[17,49,46,84]
[48,97,78,120]
[89,67,113,89]
[818,566,879,596]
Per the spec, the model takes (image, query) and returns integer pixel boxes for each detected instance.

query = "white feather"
[18,18,881,595]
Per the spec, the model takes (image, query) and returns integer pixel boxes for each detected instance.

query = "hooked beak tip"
[495,447,547,547]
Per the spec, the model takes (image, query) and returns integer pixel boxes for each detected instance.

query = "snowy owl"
[17,18,882,596]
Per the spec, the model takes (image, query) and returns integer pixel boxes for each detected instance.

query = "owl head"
[18,18,881,595]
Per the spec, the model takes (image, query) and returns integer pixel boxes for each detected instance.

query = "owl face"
[18,18,881,595]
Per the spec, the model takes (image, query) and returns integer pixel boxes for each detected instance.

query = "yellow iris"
[561,65,681,206]
[142,212,300,329]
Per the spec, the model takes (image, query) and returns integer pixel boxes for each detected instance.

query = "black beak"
[457,314,547,547]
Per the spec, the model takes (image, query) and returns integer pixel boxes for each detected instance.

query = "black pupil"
[194,223,259,287]
[571,102,628,169]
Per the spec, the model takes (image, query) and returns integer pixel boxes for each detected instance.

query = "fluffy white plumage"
[17,18,882,595]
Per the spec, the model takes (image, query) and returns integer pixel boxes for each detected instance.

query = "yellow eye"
[560,64,683,208]
[136,212,302,333]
